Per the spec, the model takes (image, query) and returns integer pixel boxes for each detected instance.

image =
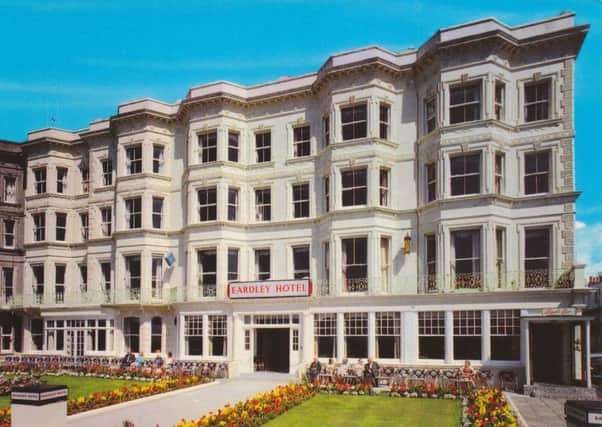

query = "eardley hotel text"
[227,279,312,299]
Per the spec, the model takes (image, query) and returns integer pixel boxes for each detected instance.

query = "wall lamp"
[403,233,412,255]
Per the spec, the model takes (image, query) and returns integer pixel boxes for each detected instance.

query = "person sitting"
[336,358,349,379]
[363,357,380,386]
[134,352,145,369]
[121,350,135,368]
[165,352,175,371]
[154,352,164,369]
[353,358,364,379]
[307,357,321,383]
[460,360,475,387]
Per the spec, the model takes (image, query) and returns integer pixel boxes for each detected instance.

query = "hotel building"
[3,13,594,388]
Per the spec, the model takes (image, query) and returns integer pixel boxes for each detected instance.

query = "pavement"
[66,372,298,427]
[505,392,567,427]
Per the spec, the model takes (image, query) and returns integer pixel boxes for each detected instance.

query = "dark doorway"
[255,328,289,373]
[530,323,563,384]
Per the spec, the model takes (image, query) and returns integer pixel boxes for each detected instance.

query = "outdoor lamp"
[403,233,412,254]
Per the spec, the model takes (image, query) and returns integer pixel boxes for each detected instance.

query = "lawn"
[0,375,137,409]
[265,394,462,427]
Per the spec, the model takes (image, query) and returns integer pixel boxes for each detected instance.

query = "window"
[292,329,299,351]
[452,229,481,289]
[255,132,271,163]
[344,312,368,358]
[292,183,309,218]
[341,168,367,206]
[151,317,162,353]
[244,330,251,351]
[314,313,336,358]
[55,264,66,304]
[125,255,141,300]
[426,163,437,202]
[199,131,217,163]
[56,167,68,193]
[32,265,44,302]
[45,320,63,352]
[425,235,437,292]
[376,312,400,359]
[101,207,112,236]
[323,115,330,147]
[80,163,89,193]
[184,315,202,356]
[524,80,550,122]
[379,103,390,139]
[101,158,113,186]
[31,319,44,351]
[341,104,367,140]
[152,197,163,228]
[34,167,46,194]
[209,315,227,356]
[255,188,271,221]
[293,126,310,157]
[3,220,15,248]
[418,311,445,359]
[227,248,239,281]
[524,151,549,194]
[342,237,368,292]
[124,317,140,353]
[322,242,330,296]
[293,246,310,279]
[449,82,481,124]
[1,267,13,304]
[101,262,111,302]
[228,131,239,162]
[323,177,330,213]
[80,212,88,241]
[55,213,66,241]
[152,145,165,174]
[494,81,505,121]
[197,187,217,221]
[379,168,389,207]
[197,249,217,297]
[126,145,142,175]
[450,154,481,196]
[227,187,238,221]
[453,311,481,360]
[3,176,16,203]
[125,198,141,229]
[151,256,163,299]
[491,310,520,360]
[495,153,504,194]
[425,97,436,133]
[380,237,390,291]
[79,263,87,293]
[33,213,45,241]
[255,249,270,280]
[496,228,505,288]
[525,228,550,288]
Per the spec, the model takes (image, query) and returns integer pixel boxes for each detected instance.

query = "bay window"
[197,187,217,221]
[151,256,163,299]
[293,246,310,279]
[342,237,368,292]
[152,145,165,174]
[227,187,238,221]
[255,132,271,163]
[151,317,162,353]
[125,255,141,300]
[293,126,310,157]
[379,168,389,207]
[33,213,45,241]
[126,145,142,175]
[198,249,217,297]
[3,176,16,203]
[55,212,66,241]
[56,167,68,193]
[34,167,46,194]
[292,183,309,218]
[379,103,390,139]
[450,153,480,196]
[449,82,481,124]
[452,229,481,289]
[524,80,550,122]
[255,188,271,221]
[341,104,367,140]
[255,249,270,280]
[199,131,217,163]
[341,168,367,206]
[125,198,141,229]
[3,219,14,248]
[227,248,239,281]
[524,151,550,195]
[152,197,164,229]
[55,264,65,304]
[525,227,550,288]
[228,131,239,162]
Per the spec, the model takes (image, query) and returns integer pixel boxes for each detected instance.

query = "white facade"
[12,13,593,386]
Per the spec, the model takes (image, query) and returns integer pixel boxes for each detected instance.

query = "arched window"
[151,317,162,353]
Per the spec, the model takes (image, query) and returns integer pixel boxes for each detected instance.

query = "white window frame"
[379,103,390,139]
[379,168,390,207]
[152,197,164,229]
[292,245,310,279]
[228,130,239,162]
[523,79,551,123]
[197,249,217,297]
[341,167,368,207]
[255,188,271,222]
[125,145,142,175]
[79,212,89,241]
[255,131,271,163]
[100,206,112,236]
[293,125,311,158]
[198,131,218,163]
[198,187,217,222]
[448,81,481,125]
[55,212,66,241]
[3,176,16,203]
[56,167,68,194]
[101,158,113,186]
[34,167,46,194]
[292,183,310,219]
[33,212,45,241]
[341,103,368,141]
[3,219,15,248]
[227,187,238,221]
[254,248,270,280]
[152,144,165,174]
[125,197,142,229]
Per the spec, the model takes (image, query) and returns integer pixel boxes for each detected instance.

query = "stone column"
[336,312,345,362]
[403,311,418,364]
[367,312,375,359]
[444,311,453,364]
[481,310,491,363]
[302,312,313,362]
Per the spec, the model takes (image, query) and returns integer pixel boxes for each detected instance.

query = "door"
[530,323,563,384]
[255,328,290,373]
[571,323,586,385]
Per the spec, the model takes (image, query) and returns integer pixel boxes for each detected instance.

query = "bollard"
[11,384,68,427]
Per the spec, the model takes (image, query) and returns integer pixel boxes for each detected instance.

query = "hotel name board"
[227,279,312,299]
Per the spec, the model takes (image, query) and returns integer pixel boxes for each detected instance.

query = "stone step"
[523,383,597,400]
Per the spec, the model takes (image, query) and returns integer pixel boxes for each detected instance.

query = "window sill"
[329,137,398,150]
[517,117,562,130]
[94,185,115,193]
[116,173,171,183]
[285,155,317,165]
[248,161,275,169]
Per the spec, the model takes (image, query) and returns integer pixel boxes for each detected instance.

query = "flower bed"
[313,380,375,396]
[0,408,9,427]
[68,375,211,415]
[389,382,468,399]
[463,388,518,427]
[176,383,316,427]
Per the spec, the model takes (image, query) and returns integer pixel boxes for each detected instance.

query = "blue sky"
[0,0,600,275]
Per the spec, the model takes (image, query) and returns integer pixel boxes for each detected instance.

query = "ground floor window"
[45,320,65,351]
[151,317,162,353]
[209,315,227,356]
[418,311,445,359]
[124,317,140,353]
[490,310,520,360]
[453,311,481,360]
[184,315,203,356]
[314,313,337,358]
[31,319,43,351]
[344,312,368,358]
[0,319,12,352]
[376,312,400,359]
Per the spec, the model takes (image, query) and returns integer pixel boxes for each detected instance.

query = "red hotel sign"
[227,279,312,299]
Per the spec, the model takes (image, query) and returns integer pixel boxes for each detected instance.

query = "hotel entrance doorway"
[255,328,289,373]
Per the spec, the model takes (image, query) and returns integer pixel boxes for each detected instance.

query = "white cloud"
[575,221,602,278]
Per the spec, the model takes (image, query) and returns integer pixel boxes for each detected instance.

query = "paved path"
[505,393,566,427]
[67,373,297,427]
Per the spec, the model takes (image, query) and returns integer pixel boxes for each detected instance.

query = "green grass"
[0,375,137,409]
[265,394,462,427]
